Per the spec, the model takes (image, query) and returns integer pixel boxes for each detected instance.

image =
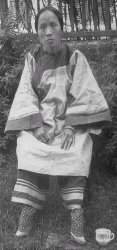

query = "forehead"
[38,10,60,24]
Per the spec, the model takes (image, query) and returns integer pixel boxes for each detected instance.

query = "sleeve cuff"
[64,125,76,133]
[5,113,43,132]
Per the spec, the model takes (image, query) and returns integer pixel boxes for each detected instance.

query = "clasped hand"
[33,127,75,150]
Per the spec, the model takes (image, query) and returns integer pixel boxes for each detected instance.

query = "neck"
[43,44,62,55]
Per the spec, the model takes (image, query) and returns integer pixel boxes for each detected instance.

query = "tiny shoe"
[15,205,36,238]
[71,232,86,244]
[70,208,86,245]
[15,230,29,238]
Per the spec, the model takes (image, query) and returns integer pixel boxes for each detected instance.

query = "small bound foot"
[71,232,86,244]
[70,208,86,245]
[15,230,28,238]
[15,205,36,238]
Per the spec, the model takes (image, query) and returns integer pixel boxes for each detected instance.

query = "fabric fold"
[65,50,111,128]
[5,53,43,132]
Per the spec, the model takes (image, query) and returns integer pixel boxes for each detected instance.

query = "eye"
[51,22,57,27]
[39,24,46,30]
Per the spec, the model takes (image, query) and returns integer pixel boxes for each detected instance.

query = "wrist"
[64,126,75,133]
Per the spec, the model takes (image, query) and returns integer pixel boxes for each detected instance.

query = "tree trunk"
[101,0,105,26]
[15,0,20,14]
[74,0,79,31]
[92,0,99,30]
[63,3,67,30]
[69,0,75,31]
[88,0,92,30]
[101,0,111,30]
[37,0,40,13]
[80,0,86,30]
[0,0,8,30]
[58,0,62,13]
[105,0,111,30]
[113,0,117,28]
[24,0,32,33]
[15,0,20,32]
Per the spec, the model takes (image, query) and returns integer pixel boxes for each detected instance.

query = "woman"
[5,6,111,244]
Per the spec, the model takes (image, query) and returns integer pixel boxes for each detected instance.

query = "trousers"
[12,170,87,210]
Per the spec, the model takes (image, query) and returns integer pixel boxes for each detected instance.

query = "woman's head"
[35,6,63,54]
[35,6,63,32]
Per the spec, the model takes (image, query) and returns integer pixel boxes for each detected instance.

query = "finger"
[38,134,48,144]
[61,135,72,150]
[64,137,73,150]
[61,134,75,150]
[44,132,50,142]
[65,138,73,150]
[42,132,50,143]
[61,134,69,149]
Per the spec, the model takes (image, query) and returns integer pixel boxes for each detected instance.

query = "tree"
[1,0,117,35]
[37,0,40,12]
[91,0,99,30]
[80,0,87,30]
[101,0,111,29]
[24,0,33,33]
[0,0,8,30]
[110,0,117,28]
[68,1,75,31]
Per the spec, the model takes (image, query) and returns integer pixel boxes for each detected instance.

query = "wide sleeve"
[65,50,111,129]
[5,53,43,132]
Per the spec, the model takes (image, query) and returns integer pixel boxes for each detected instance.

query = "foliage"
[95,50,117,170]
[0,34,34,166]
[80,42,117,171]
[82,41,117,171]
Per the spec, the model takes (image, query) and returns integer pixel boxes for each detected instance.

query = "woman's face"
[38,10,62,54]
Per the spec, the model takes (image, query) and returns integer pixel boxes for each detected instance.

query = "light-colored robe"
[5,44,111,176]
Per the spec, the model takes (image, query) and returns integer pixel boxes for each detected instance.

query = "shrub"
[0,35,24,166]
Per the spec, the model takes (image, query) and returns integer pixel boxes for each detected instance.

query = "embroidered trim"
[5,113,43,131]
[11,197,42,210]
[65,110,111,127]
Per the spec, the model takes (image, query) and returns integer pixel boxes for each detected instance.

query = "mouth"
[47,39,54,42]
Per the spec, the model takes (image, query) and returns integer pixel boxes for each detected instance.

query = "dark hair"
[35,6,63,32]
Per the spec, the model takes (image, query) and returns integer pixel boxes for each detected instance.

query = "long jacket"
[5,44,111,176]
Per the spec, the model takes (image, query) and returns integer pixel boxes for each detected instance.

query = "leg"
[12,170,49,237]
[58,176,87,244]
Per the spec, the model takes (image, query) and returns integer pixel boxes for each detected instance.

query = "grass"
[0,144,117,250]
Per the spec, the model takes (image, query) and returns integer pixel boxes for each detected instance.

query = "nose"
[46,26,53,36]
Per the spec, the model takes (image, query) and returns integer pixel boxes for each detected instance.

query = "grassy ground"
[0,142,117,250]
